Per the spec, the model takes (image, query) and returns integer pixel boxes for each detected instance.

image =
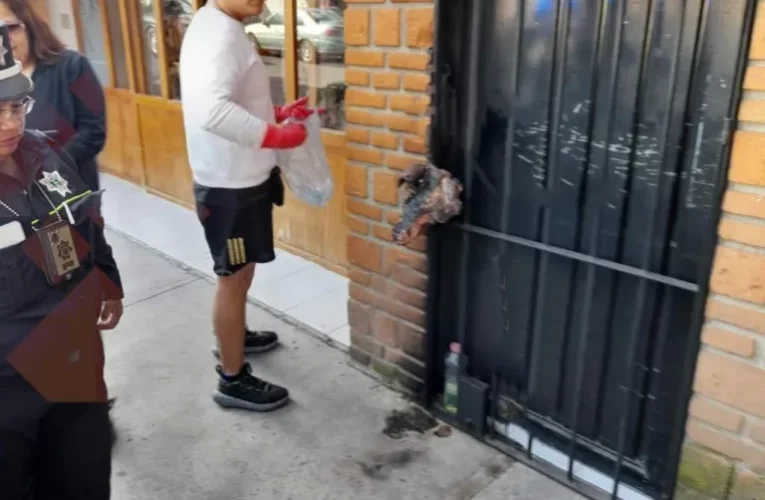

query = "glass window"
[297,1,346,130]
[78,0,109,85]
[137,0,162,95]
[105,0,130,88]
[242,1,288,107]
[166,0,193,98]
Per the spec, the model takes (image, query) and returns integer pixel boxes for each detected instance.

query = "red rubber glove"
[274,96,326,123]
[261,122,307,149]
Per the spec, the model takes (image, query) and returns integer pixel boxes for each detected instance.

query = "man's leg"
[214,263,255,375]
[32,403,112,500]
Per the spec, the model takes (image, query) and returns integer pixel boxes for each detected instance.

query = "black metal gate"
[424,1,755,498]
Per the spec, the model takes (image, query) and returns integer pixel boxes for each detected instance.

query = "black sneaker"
[212,329,279,357]
[212,363,290,412]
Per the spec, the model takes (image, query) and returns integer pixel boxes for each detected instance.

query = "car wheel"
[299,40,317,64]
[146,25,158,55]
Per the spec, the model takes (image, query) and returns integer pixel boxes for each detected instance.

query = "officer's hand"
[98,300,123,331]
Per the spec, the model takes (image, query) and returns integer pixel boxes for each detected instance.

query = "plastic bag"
[277,113,334,207]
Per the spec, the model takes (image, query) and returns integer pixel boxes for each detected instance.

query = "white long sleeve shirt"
[179,6,277,189]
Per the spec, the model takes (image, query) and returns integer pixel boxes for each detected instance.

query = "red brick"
[348,299,371,336]
[350,283,426,326]
[405,7,434,48]
[344,9,370,46]
[346,89,387,109]
[374,9,400,47]
[710,246,765,304]
[694,351,765,418]
[346,127,370,145]
[373,170,400,205]
[386,114,419,134]
[388,52,429,71]
[349,268,371,286]
[347,216,369,235]
[719,218,765,248]
[390,94,430,115]
[723,190,765,219]
[345,49,385,67]
[687,420,765,473]
[373,72,401,90]
[386,153,423,171]
[702,325,757,358]
[371,131,399,150]
[345,69,371,86]
[689,395,745,433]
[347,235,383,273]
[348,146,385,165]
[706,298,765,335]
[347,198,383,221]
[391,265,427,292]
[404,136,428,154]
[403,73,430,92]
[385,247,428,274]
[346,108,386,127]
[373,224,393,242]
[371,312,399,347]
[345,164,368,196]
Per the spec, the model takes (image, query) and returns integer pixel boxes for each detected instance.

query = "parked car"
[141,0,193,56]
[244,8,344,64]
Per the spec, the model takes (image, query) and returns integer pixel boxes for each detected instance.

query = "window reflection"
[138,0,161,95]
[105,0,130,88]
[78,0,110,86]
[165,0,192,98]
[297,1,346,130]
[242,1,288,107]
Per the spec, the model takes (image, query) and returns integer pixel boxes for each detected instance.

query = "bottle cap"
[450,342,461,354]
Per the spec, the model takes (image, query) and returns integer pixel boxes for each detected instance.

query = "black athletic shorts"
[193,167,284,277]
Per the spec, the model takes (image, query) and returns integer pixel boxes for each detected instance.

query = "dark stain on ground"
[383,406,438,439]
[358,449,424,480]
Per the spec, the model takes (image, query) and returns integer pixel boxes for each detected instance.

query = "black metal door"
[425,0,754,498]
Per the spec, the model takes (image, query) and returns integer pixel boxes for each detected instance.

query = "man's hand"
[275,96,326,123]
[98,299,123,331]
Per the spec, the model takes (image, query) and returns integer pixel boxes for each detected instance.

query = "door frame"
[423,1,758,498]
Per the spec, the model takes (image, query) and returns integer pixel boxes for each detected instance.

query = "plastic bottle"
[443,342,460,415]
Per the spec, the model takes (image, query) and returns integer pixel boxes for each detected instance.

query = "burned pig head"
[392,163,463,246]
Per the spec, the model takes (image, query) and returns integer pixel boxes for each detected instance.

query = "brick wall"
[343,0,434,395]
[677,4,765,499]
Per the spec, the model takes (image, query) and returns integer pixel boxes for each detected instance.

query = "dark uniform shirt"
[26,50,105,192]
[0,131,122,395]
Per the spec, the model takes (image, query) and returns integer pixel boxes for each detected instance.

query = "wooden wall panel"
[99,88,144,185]
[136,96,194,205]
[274,130,348,273]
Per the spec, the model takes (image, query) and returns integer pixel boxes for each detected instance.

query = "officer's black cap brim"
[0,72,33,102]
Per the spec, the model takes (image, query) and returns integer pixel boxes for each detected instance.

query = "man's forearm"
[200,97,268,147]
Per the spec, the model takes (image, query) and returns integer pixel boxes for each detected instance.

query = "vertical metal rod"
[567,0,626,480]
[527,0,572,406]
[455,0,484,351]
[610,1,684,497]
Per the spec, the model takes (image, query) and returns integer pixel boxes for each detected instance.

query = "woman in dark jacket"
[0,0,105,192]
[0,21,122,500]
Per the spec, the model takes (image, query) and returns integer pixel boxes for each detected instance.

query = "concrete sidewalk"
[103,228,585,500]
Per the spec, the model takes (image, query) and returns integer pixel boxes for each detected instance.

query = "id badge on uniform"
[37,219,81,285]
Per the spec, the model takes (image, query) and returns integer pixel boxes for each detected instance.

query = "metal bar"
[455,0,484,351]
[454,222,698,292]
[664,0,757,495]
[527,0,572,409]
[611,2,668,496]
[566,0,611,479]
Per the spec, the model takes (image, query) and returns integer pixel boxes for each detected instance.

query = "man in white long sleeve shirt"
[180,0,319,412]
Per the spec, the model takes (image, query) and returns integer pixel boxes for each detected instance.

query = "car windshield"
[305,9,341,23]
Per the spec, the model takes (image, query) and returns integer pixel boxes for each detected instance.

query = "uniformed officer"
[0,22,124,500]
